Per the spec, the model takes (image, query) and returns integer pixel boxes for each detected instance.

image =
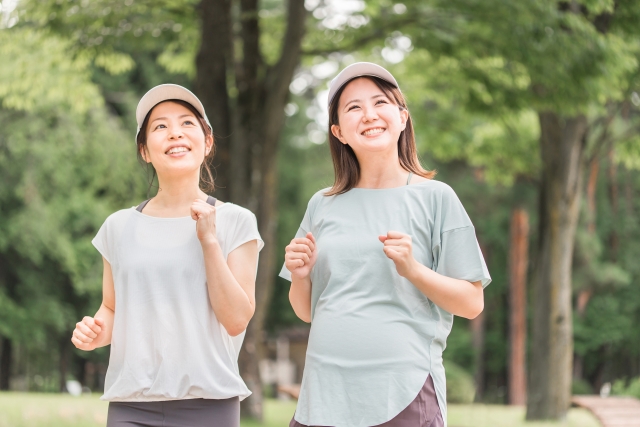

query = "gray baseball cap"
[327,62,400,107]
[135,84,212,142]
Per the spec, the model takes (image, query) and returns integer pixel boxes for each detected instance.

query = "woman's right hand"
[71,316,105,351]
[285,232,318,280]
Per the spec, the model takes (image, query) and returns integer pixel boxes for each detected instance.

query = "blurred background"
[1,0,640,426]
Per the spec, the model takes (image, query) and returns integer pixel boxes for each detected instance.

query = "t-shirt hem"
[101,391,251,402]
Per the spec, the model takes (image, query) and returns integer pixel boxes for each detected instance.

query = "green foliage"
[444,360,476,404]
[572,378,593,395]
[573,227,631,293]
[0,23,147,390]
[612,377,640,399]
[0,29,101,113]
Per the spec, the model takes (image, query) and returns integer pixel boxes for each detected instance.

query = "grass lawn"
[0,392,600,427]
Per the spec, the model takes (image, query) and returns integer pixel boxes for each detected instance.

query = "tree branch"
[301,16,420,56]
[237,0,262,113]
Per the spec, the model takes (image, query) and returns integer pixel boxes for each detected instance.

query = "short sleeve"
[228,208,264,254]
[278,193,317,282]
[432,185,491,288]
[92,218,112,264]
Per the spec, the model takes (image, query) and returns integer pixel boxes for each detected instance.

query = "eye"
[347,104,360,111]
[183,120,195,126]
[375,99,388,105]
[154,124,166,130]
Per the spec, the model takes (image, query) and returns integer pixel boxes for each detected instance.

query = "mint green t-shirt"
[279,180,491,427]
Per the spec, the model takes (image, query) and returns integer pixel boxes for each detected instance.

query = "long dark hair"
[136,99,216,193]
[325,76,436,196]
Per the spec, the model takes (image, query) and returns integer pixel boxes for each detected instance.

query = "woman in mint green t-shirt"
[280,63,491,427]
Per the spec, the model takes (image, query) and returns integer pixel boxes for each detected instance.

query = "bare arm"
[191,197,258,336]
[405,265,483,319]
[289,276,312,323]
[71,257,115,350]
[285,232,316,323]
[380,231,484,319]
[201,239,258,336]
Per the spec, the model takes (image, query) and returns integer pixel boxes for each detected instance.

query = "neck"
[154,171,206,208]
[355,149,408,189]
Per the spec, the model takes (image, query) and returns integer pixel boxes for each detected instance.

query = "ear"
[399,109,409,131]
[140,145,151,163]
[205,134,214,155]
[331,124,348,145]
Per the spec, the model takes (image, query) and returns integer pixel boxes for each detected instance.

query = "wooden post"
[509,208,529,405]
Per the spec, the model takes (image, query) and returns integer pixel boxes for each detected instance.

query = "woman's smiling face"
[331,77,408,156]
[141,101,212,176]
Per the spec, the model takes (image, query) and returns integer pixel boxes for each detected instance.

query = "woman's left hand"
[379,231,418,278]
[191,199,218,244]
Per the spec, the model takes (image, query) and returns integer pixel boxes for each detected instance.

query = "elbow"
[224,318,250,337]
[465,298,484,320]
[296,310,311,324]
[223,308,255,337]
[226,325,247,337]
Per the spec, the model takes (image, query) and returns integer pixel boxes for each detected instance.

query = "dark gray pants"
[290,374,444,427]
[107,397,240,427]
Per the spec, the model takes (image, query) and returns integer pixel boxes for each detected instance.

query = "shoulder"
[103,207,136,225]
[304,187,333,216]
[217,203,257,223]
[309,187,333,206]
[408,179,459,202]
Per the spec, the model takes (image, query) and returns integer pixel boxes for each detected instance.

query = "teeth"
[167,147,189,154]
[363,128,385,136]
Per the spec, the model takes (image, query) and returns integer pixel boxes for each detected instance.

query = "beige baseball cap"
[135,84,211,142]
[327,62,400,107]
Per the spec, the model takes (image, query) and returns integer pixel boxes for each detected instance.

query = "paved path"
[572,395,640,427]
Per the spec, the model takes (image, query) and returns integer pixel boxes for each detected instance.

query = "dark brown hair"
[325,76,436,196]
[136,99,216,193]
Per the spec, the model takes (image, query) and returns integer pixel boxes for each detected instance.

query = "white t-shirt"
[92,203,263,402]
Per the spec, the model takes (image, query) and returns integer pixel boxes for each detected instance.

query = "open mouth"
[361,127,386,137]
[166,146,191,155]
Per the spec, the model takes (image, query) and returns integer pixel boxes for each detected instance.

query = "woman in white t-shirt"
[71,84,263,427]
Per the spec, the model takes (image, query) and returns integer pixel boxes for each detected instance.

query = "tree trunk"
[470,311,485,401]
[195,0,233,202]
[508,207,529,405]
[526,112,587,420]
[195,0,307,420]
[0,337,11,390]
[607,149,618,261]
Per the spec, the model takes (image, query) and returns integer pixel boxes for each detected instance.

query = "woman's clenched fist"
[71,316,105,351]
[285,232,318,280]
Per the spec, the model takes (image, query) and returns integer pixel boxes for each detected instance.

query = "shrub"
[572,379,593,395]
[612,377,640,399]
[444,361,476,404]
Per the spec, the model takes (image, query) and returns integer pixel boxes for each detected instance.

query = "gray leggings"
[107,397,239,427]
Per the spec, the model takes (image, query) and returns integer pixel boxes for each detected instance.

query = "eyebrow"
[150,114,195,124]
[343,94,387,108]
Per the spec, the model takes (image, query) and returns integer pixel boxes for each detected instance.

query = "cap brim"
[135,84,211,139]
[327,62,399,107]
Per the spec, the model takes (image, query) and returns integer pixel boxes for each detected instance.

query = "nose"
[362,105,378,123]
[168,126,184,140]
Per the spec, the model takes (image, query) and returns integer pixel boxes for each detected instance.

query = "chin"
[360,139,395,152]
[157,162,201,176]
